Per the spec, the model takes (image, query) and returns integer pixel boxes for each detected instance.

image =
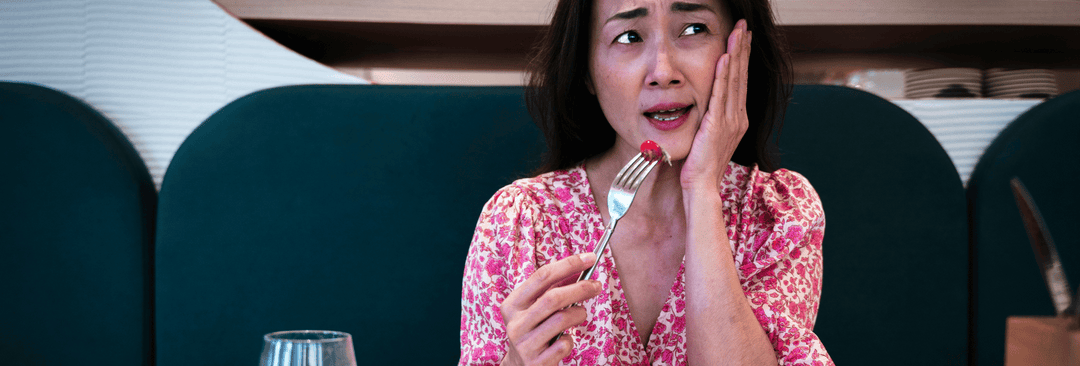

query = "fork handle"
[550,219,619,346]
[577,219,618,282]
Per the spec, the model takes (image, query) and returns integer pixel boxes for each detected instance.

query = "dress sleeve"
[459,184,546,366]
[737,170,834,366]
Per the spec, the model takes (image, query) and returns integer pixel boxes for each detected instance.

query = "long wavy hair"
[525,0,792,173]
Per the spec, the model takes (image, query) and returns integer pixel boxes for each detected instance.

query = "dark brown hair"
[525,0,791,173]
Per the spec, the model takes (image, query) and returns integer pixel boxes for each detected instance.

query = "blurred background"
[3,1,1079,366]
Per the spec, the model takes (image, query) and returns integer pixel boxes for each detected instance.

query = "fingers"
[499,252,599,339]
[707,19,749,128]
[503,252,596,314]
[725,19,750,123]
[709,53,730,124]
[503,331,574,366]
[499,253,602,365]
[535,332,576,365]
[507,302,592,364]
[740,31,751,111]
[727,19,745,54]
[531,305,589,339]
[512,279,601,340]
[521,306,589,358]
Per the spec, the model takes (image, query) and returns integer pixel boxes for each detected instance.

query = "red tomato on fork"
[640,140,666,162]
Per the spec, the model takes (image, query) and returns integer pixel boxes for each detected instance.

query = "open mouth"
[644,105,692,121]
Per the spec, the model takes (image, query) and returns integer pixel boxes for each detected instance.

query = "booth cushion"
[0,81,156,366]
[154,85,545,366]
[967,90,1080,366]
[778,85,969,365]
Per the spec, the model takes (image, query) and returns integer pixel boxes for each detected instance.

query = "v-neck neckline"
[610,252,687,360]
[575,163,687,363]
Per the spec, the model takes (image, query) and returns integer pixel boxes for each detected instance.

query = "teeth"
[648,106,686,121]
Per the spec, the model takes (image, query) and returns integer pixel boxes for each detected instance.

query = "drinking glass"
[259,330,357,366]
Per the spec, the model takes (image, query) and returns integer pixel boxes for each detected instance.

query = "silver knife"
[1010,177,1073,316]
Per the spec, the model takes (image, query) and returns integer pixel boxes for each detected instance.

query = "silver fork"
[577,152,659,282]
[550,152,659,345]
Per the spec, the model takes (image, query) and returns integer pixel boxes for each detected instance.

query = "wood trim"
[212,0,556,25]
[773,0,1080,26]
[247,21,1080,71]
[214,0,1080,26]
[245,20,542,70]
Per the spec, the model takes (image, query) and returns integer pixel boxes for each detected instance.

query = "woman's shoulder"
[727,162,824,226]
[757,166,821,210]
[483,165,593,215]
[727,163,826,278]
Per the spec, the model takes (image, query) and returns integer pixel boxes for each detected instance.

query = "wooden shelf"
[214,0,555,25]
[248,21,1080,68]
[216,0,1080,26]
[246,20,541,70]
[773,0,1080,26]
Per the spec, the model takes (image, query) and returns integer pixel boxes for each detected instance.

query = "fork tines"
[617,153,658,190]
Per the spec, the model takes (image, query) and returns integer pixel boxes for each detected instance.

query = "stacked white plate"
[904,68,983,99]
[985,69,1058,98]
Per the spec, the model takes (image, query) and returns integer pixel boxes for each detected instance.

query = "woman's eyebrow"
[605,2,715,25]
[672,1,715,14]
[606,7,647,23]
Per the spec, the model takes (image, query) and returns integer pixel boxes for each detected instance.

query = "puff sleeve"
[459,184,546,366]
[732,168,833,366]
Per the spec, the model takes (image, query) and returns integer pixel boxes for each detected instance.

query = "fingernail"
[579,252,596,263]
[738,19,748,31]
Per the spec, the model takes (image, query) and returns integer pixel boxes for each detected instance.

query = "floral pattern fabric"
[460,162,833,365]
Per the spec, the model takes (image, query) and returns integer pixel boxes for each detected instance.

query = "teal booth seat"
[777,85,969,365]
[154,85,546,366]
[967,90,1080,366]
[0,82,156,365]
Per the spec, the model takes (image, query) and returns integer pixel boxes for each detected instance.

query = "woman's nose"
[645,43,682,88]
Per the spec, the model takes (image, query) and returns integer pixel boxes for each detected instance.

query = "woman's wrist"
[682,187,724,219]
[682,171,725,200]
[679,157,732,199]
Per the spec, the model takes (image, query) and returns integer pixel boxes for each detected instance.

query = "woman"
[460,0,831,364]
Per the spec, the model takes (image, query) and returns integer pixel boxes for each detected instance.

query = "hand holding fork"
[498,152,661,366]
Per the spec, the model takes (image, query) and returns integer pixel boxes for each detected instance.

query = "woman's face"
[588,0,732,161]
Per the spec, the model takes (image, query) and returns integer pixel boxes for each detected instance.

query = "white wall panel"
[1,0,367,188]
[894,99,1041,184]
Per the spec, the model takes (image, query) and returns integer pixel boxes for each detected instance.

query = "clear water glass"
[259,330,357,366]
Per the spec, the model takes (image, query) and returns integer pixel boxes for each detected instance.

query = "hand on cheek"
[680,19,752,195]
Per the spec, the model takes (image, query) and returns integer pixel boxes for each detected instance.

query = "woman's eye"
[681,24,708,36]
[615,31,642,44]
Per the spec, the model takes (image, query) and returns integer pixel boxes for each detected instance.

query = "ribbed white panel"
[894,99,1042,184]
[1,0,367,188]
[0,3,88,95]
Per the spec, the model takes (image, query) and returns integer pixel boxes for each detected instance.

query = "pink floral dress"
[460,162,834,365]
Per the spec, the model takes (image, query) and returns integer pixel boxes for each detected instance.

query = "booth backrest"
[778,85,969,365]
[0,82,156,366]
[967,90,1080,366]
[7,81,1026,366]
[153,85,546,366]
